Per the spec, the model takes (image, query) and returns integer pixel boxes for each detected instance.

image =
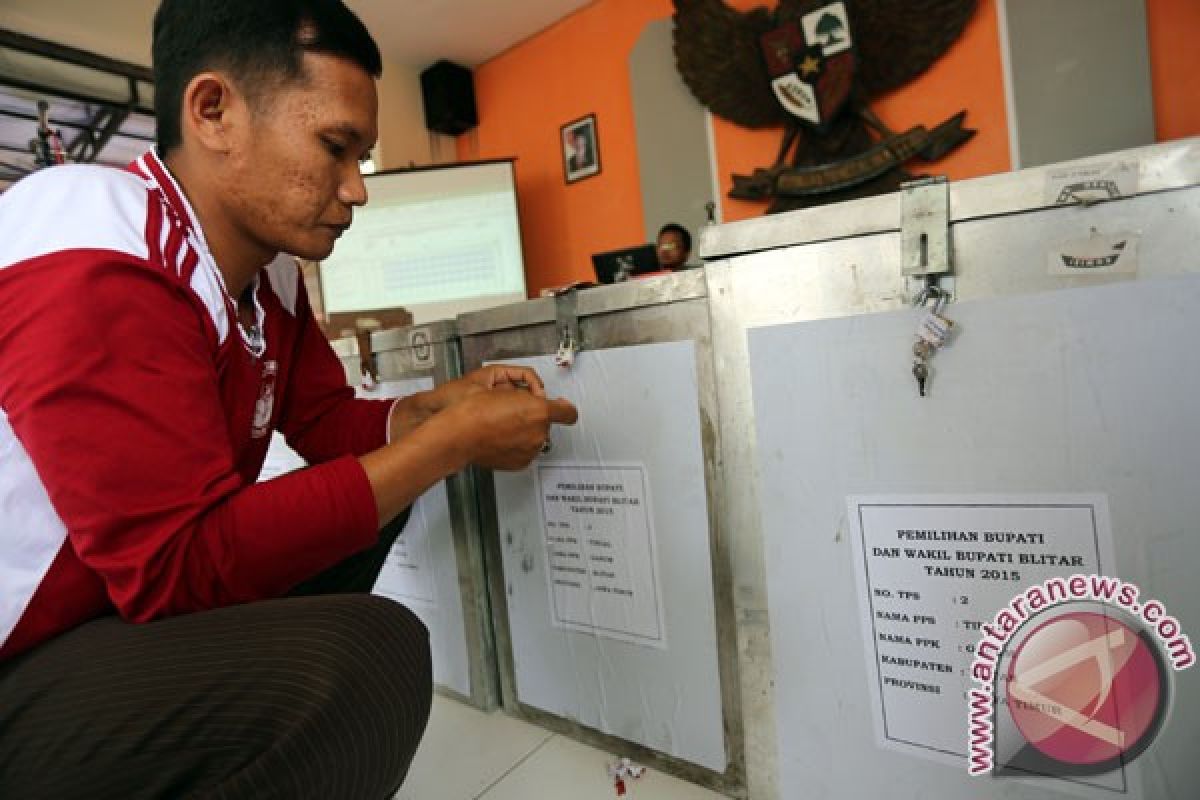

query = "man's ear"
[180,72,243,155]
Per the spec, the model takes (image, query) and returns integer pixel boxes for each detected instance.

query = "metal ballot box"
[367,321,500,711]
[328,334,363,386]
[702,138,1200,800]
[266,329,500,710]
[457,271,745,795]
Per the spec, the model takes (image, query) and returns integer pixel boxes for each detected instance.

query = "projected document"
[320,161,526,318]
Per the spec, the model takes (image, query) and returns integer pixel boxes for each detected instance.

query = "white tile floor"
[395,695,731,800]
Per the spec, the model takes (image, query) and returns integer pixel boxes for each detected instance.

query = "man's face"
[656,230,688,269]
[223,52,378,262]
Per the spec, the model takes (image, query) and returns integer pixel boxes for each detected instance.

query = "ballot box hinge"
[554,290,582,368]
[900,176,952,280]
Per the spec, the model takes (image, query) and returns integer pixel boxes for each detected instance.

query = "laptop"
[591,244,659,284]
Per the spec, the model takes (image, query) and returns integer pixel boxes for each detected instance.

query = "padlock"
[914,286,955,349]
[554,325,577,368]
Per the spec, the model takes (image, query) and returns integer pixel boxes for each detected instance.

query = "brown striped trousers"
[0,515,431,799]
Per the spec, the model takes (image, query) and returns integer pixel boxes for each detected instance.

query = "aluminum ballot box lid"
[370,319,462,381]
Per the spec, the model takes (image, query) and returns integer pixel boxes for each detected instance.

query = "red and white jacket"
[0,152,393,661]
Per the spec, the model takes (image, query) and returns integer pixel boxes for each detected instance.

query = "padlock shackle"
[913,284,948,315]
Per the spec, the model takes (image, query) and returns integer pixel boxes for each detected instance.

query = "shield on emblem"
[760,1,856,130]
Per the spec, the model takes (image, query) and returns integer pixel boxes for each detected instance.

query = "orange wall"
[1146,0,1200,142]
[464,0,1195,296]
[460,0,676,295]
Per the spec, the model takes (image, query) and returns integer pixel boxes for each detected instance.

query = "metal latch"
[901,176,951,277]
[554,290,582,368]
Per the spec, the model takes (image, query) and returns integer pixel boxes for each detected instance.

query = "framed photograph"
[561,114,601,184]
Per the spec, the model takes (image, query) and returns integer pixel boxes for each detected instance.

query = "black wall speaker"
[420,60,478,136]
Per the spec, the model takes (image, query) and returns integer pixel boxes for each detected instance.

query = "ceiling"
[0,0,596,70]
[0,0,595,189]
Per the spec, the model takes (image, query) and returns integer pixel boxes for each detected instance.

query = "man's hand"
[362,367,577,523]
[388,365,547,441]
[444,387,577,471]
[429,365,547,411]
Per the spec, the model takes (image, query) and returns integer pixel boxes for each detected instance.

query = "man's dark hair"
[153,0,383,154]
[658,223,692,254]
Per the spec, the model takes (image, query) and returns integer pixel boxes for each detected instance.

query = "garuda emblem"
[673,0,978,213]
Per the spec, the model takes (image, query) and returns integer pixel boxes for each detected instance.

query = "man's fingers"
[546,397,579,425]
[518,367,546,393]
[487,365,546,397]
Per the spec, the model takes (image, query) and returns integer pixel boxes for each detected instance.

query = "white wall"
[0,0,156,64]
[375,58,433,170]
[629,18,717,249]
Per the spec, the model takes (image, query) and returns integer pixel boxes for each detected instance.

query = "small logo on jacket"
[251,360,278,439]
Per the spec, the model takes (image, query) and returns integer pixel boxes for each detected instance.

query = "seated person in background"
[0,1,577,798]
[656,223,693,271]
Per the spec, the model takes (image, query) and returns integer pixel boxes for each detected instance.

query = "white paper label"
[366,375,441,608]
[847,495,1115,766]
[1049,232,1140,276]
[1043,160,1138,206]
[537,463,666,647]
[375,499,437,605]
